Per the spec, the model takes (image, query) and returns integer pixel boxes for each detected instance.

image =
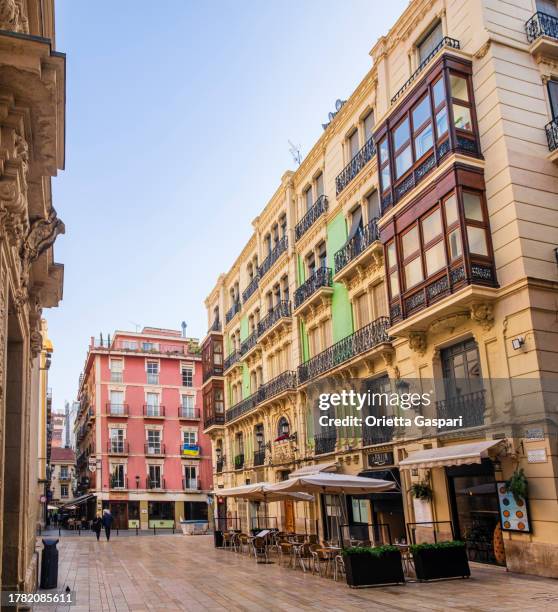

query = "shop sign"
[497,481,531,533]
[527,448,547,463]
[88,456,97,472]
[368,451,394,467]
[524,428,545,441]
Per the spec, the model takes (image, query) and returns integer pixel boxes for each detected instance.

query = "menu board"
[496,481,531,533]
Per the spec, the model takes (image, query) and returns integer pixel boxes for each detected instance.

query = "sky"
[48,0,408,410]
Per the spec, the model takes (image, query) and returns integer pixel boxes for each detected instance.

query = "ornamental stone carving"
[0,0,29,34]
[470,302,494,331]
[428,312,469,335]
[407,331,427,355]
[30,329,43,358]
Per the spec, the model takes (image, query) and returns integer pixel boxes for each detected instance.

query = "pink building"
[74,327,212,529]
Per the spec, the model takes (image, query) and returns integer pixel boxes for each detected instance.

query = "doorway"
[447,460,504,565]
[108,502,128,530]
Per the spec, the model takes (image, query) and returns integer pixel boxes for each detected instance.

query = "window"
[183,430,197,446]
[214,388,224,414]
[442,338,482,399]
[60,485,68,498]
[306,252,316,277]
[363,110,375,142]
[462,191,489,257]
[467,226,488,256]
[146,392,160,417]
[316,172,324,198]
[351,498,369,523]
[181,364,193,387]
[393,118,412,178]
[318,242,327,269]
[305,186,313,211]
[417,20,443,63]
[146,430,161,454]
[279,214,287,237]
[110,428,125,453]
[146,361,159,385]
[111,464,125,488]
[121,340,137,350]
[366,190,380,221]
[548,78,558,119]
[60,466,68,479]
[386,242,399,298]
[412,94,433,159]
[378,137,391,191]
[109,390,124,414]
[148,465,162,488]
[355,293,370,328]
[281,275,289,304]
[181,395,195,418]
[450,73,473,132]
[373,283,387,317]
[110,359,123,382]
[184,465,198,490]
[142,341,159,352]
[277,416,290,438]
[401,226,423,289]
[349,129,360,159]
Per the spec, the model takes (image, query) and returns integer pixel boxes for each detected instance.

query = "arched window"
[277,416,290,440]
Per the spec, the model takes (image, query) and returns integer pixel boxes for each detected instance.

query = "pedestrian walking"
[102,508,113,541]
[92,513,102,541]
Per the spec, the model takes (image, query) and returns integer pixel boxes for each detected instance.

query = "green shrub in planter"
[410,541,470,581]
[342,545,405,587]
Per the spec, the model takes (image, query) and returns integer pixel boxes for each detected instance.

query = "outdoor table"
[314,547,339,577]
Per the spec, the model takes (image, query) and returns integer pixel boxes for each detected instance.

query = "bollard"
[40,539,59,589]
[136,526,139,536]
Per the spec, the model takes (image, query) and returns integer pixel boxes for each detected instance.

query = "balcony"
[298,317,391,385]
[180,443,201,457]
[208,319,221,333]
[183,478,200,491]
[436,390,486,431]
[334,218,382,283]
[295,195,328,241]
[234,454,245,470]
[147,477,165,490]
[203,363,223,382]
[257,300,292,343]
[546,118,558,162]
[240,330,259,359]
[179,407,200,420]
[391,37,460,105]
[216,459,224,473]
[143,405,165,418]
[109,477,128,490]
[253,450,266,467]
[223,350,240,373]
[314,434,337,455]
[258,235,288,279]
[225,300,241,324]
[363,421,394,446]
[335,137,376,196]
[294,267,333,314]
[107,441,129,455]
[145,443,166,457]
[525,12,558,58]
[204,413,225,430]
[225,371,297,423]
[106,403,129,417]
[242,275,259,303]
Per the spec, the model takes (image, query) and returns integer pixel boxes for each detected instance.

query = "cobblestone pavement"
[34,534,558,611]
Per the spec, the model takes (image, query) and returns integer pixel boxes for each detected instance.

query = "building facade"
[49,447,75,506]
[74,328,213,529]
[0,0,66,594]
[37,319,53,528]
[203,0,558,578]
[50,408,64,448]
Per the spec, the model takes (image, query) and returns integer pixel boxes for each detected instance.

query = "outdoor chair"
[333,554,345,581]
[278,541,294,567]
[238,533,250,554]
[309,544,333,577]
[252,536,269,563]
[294,542,313,572]
[222,532,233,550]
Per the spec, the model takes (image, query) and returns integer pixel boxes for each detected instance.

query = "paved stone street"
[35,534,558,611]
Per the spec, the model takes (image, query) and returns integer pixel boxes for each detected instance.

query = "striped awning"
[399,440,504,470]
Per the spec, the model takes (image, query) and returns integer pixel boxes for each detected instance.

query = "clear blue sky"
[48,0,408,409]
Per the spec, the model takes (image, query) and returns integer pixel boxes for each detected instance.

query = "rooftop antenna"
[129,320,141,333]
[181,321,187,338]
[288,140,302,166]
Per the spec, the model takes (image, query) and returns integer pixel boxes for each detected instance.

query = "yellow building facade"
[202,0,558,578]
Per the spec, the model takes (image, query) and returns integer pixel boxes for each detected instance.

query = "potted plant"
[410,541,470,581]
[342,545,405,587]
[409,481,432,500]
[504,468,528,503]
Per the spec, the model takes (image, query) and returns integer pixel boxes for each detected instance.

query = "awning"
[267,472,395,495]
[399,440,504,470]
[289,462,338,478]
[213,483,314,502]
[59,493,95,508]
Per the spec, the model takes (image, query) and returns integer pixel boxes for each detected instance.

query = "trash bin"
[40,538,59,589]
[213,530,223,548]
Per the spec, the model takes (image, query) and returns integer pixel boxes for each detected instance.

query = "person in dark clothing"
[92,514,102,541]
[102,509,113,541]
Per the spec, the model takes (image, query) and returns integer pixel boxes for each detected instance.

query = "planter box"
[344,550,405,587]
[412,546,470,581]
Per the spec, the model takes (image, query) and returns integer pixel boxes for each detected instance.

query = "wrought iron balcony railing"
[314,433,337,455]
[145,443,166,456]
[183,478,200,491]
[362,420,394,446]
[242,275,260,303]
[391,37,460,105]
[546,118,558,152]
[258,235,288,278]
[295,195,328,240]
[224,350,240,372]
[336,137,376,195]
[107,441,129,454]
[298,317,390,384]
[294,266,332,309]
[143,405,165,418]
[203,362,223,382]
[203,413,225,429]
[225,371,297,423]
[147,477,165,490]
[110,477,128,490]
[179,407,200,419]
[334,218,379,273]
[525,11,558,43]
[436,390,486,431]
[257,301,291,337]
[106,403,129,416]
[240,331,258,356]
[253,450,266,466]
[234,454,245,470]
[225,300,241,324]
